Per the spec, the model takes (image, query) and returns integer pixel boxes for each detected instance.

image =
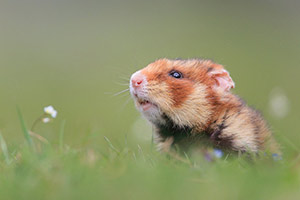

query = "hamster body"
[130,58,279,153]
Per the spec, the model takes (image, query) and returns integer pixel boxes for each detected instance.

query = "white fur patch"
[130,71,166,126]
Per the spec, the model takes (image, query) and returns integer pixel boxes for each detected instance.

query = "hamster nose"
[131,73,144,88]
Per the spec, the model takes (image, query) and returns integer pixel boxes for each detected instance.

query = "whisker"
[119,76,130,81]
[120,96,133,111]
[118,92,130,98]
[115,82,130,86]
[113,80,129,86]
[113,88,130,96]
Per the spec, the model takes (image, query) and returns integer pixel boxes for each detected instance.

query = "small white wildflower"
[44,105,58,118]
[42,117,51,123]
[51,110,57,118]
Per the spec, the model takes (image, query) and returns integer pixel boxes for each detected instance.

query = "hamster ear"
[209,69,235,92]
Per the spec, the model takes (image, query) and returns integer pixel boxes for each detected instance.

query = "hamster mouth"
[136,98,157,111]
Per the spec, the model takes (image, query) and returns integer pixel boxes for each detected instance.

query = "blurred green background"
[0,0,299,150]
[1,1,300,200]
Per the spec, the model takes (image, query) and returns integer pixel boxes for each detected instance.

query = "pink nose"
[131,72,144,88]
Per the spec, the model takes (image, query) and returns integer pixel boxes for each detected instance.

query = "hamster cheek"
[147,81,174,111]
[164,83,211,128]
[168,80,194,108]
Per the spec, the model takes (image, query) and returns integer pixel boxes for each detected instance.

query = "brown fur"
[131,58,280,154]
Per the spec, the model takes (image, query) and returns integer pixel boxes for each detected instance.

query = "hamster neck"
[156,114,209,145]
[158,116,192,138]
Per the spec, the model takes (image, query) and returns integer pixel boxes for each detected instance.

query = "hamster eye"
[169,70,183,79]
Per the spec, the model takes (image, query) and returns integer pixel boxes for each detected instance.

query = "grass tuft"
[59,119,66,151]
[16,106,35,151]
[0,132,11,164]
[104,136,120,155]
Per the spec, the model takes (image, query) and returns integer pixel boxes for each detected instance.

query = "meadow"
[0,1,300,199]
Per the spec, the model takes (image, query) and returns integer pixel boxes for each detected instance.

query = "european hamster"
[129,58,279,154]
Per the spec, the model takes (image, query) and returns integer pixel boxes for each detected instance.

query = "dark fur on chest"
[157,114,195,144]
[156,113,234,150]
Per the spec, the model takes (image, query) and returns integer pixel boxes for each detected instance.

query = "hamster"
[129,58,279,154]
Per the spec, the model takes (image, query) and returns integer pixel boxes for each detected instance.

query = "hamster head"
[130,58,235,128]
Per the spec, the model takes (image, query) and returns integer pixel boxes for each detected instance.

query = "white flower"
[42,117,51,123]
[44,105,58,118]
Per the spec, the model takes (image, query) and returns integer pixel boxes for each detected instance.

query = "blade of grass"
[16,106,35,151]
[132,152,137,162]
[138,144,146,162]
[278,133,300,153]
[0,132,11,164]
[59,120,66,151]
[104,136,120,155]
[29,131,49,144]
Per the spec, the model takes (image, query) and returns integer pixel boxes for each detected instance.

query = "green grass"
[0,0,300,199]
[0,116,300,200]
